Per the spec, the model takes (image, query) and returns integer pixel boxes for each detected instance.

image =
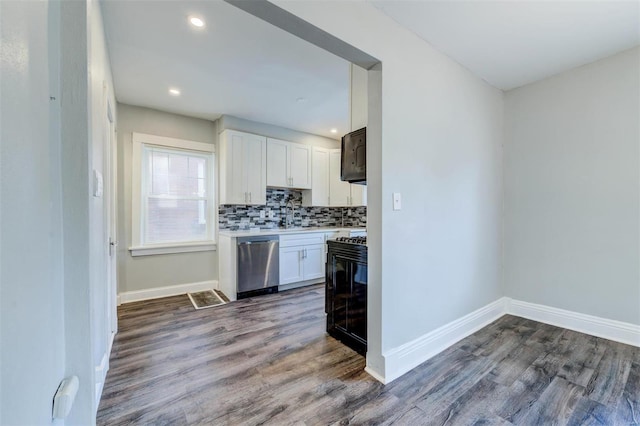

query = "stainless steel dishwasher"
[236,235,279,299]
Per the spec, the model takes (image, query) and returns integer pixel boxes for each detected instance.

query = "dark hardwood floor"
[97,285,639,425]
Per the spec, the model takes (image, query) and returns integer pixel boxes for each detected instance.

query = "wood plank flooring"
[97,285,639,425]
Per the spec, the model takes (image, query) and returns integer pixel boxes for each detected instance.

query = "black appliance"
[341,127,366,185]
[325,236,367,354]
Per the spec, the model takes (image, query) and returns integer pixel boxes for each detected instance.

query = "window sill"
[129,241,217,257]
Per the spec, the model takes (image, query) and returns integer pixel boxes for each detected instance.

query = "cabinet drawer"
[280,233,325,247]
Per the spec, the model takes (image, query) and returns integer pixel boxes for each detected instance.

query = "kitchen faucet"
[285,200,296,229]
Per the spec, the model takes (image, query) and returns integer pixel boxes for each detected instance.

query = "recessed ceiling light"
[169,88,181,96]
[189,16,205,28]
[296,97,307,103]
[330,128,338,134]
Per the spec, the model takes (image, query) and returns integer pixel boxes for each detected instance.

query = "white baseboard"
[378,296,640,384]
[364,366,387,384]
[94,351,109,408]
[118,280,219,304]
[382,297,508,383]
[506,298,640,348]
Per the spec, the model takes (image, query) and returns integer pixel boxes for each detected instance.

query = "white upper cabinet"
[266,139,289,187]
[302,148,366,207]
[266,138,311,189]
[329,150,351,207]
[289,144,311,188]
[219,130,266,205]
[350,184,367,207]
[303,147,330,206]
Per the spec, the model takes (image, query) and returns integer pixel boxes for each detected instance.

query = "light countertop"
[218,226,366,238]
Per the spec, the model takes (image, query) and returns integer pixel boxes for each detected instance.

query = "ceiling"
[101,0,350,139]
[102,0,639,131]
[371,0,640,90]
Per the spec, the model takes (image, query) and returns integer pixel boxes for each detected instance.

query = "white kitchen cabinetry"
[219,130,266,205]
[279,233,325,285]
[329,150,352,206]
[303,148,366,207]
[266,138,312,189]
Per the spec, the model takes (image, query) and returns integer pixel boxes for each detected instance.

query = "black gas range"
[325,236,367,355]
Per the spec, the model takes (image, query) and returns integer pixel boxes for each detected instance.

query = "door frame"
[105,93,118,336]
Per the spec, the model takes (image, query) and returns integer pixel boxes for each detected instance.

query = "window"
[130,133,216,256]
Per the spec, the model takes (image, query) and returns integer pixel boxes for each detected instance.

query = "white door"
[279,246,303,284]
[302,244,325,280]
[244,134,266,205]
[289,144,311,189]
[329,149,351,206]
[266,138,289,187]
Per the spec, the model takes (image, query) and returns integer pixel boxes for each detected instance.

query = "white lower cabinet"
[279,246,304,284]
[279,233,326,285]
[301,244,324,280]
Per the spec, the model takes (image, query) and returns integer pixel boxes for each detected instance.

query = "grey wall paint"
[218,115,341,149]
[273,2,504,375]
[117,103,218,293]
[0,1,66,423]
[504,47,640,325]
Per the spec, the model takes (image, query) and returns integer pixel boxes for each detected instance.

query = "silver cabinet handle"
[249,192,252,203]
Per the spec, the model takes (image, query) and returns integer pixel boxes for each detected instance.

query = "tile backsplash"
[219,188,367,230]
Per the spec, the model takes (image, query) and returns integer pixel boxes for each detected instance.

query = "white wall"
[504,47,640,325]
[117,103,218,294]
[0,1,66,423]
[59,0,118,421]
[273,1,504,379]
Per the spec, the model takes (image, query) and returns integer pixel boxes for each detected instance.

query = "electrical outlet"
[259,210,265,219]
[269,210,275,219]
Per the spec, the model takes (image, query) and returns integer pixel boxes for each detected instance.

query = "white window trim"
[130,132,216,256]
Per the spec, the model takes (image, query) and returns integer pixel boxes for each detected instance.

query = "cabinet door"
[266,139,289,188]
[306,147,329,206]
[290,144,311,189]
[245,134,266,205]
[302,244,324,280]
[220,131,248,205]
[350,184,366,207]
[279,246,303,285]
[329,149,351,207]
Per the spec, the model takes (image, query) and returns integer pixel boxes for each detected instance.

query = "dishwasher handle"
[238,241,276,246]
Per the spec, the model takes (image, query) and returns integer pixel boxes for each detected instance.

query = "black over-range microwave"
[340,127,366,185]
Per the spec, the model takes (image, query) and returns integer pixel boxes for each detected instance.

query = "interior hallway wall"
[0,1,66,423]
[504,47,640,325]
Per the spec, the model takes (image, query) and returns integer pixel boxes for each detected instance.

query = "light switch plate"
[393,193,401,210]
[93,169,104,198]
